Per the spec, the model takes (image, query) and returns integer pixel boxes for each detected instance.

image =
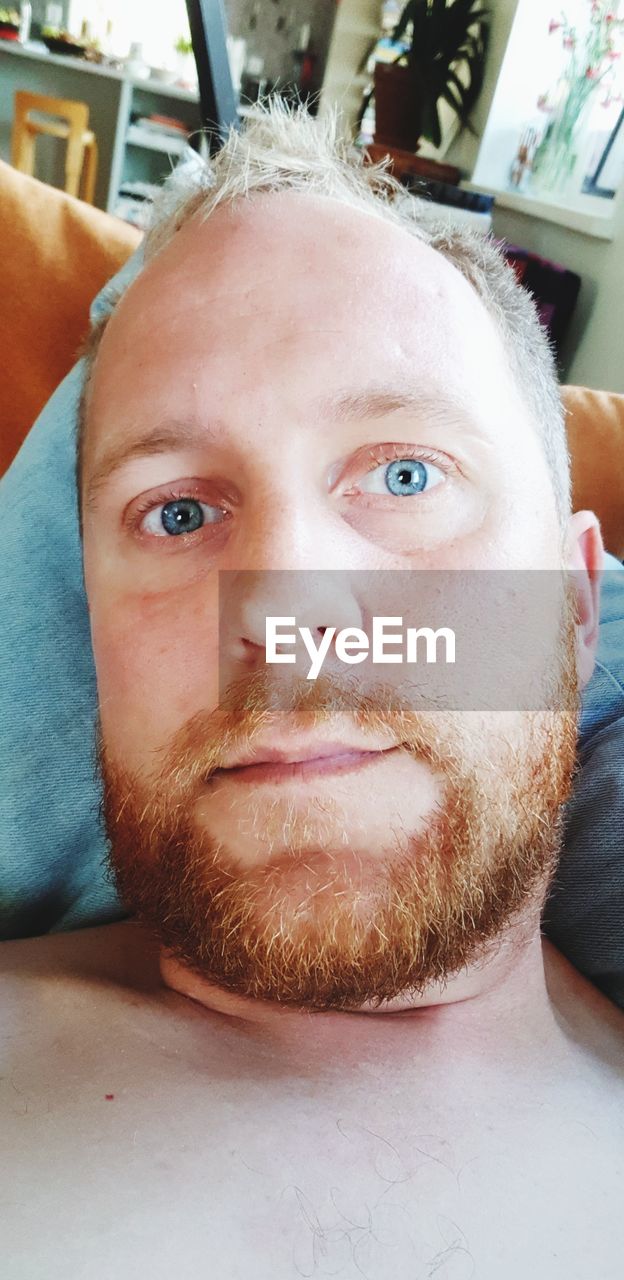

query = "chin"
[192,754,442,875]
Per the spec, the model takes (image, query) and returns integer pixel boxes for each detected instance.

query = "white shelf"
[126,124,189,156]
[0,38,200,101]
[463,181,616,241]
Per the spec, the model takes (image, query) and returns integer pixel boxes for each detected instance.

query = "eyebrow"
[84,384,474,510]
[84,421,224,510]
[316,386,473,426]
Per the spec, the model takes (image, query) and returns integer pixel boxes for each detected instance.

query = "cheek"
[88,583,220,769]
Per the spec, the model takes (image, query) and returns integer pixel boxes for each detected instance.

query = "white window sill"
[462,182,615,241]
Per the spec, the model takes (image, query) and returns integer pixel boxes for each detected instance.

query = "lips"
[211,741,397,784]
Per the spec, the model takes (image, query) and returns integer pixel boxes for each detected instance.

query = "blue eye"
[160,499,203,535]
[359,458,445,497]
[385,459,427,495]
[140,498,227,537]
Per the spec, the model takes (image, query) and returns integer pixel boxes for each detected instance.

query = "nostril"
[317,626,334,647]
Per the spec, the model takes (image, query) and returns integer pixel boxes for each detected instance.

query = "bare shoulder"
[0,921,168,1043]
[0,920,159,988]
[542,937,624,1078]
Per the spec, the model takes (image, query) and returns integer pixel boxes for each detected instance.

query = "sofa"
[0,159,140,478]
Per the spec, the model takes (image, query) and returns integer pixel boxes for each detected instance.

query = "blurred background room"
[1,0,624,392]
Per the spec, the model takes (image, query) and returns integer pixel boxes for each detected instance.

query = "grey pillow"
[543,561,624,1008]
[0,252,143,939]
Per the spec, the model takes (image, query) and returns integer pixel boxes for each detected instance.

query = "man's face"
[82,192,581,1010]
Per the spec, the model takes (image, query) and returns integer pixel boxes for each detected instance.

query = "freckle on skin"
[105,1094,115,1101]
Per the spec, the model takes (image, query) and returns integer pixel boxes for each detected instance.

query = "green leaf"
[446,65,469,107]
[411,1,432,61]
[442,80,464,114]
[422,94,443,147]
[392,0,419,45]
[443,2,490,58]
[430,0,448,49]
[446,0,490,29]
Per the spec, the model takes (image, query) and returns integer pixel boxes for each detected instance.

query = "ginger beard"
[99,594,580,1012]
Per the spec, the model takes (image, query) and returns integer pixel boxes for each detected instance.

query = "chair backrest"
[12,92,90,163]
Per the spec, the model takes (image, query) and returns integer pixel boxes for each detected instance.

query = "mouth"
[211,743,398,785]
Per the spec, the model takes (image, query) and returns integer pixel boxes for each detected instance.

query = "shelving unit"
[0,40,203,214]
[126,124,190,158]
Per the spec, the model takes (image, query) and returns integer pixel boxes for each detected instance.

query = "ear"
[566,511,604,689]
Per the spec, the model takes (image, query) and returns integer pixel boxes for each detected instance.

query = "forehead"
[87,191,517,444]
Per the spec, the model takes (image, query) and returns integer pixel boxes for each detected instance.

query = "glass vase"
[531,84,595,198]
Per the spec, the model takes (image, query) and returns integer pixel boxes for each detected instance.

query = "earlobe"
[567,511,604,689]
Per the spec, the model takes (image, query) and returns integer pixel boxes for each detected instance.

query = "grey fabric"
[0,251,144,940]
[543,562,624,1007]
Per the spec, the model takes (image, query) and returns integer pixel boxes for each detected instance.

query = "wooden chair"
[11,91,99,204]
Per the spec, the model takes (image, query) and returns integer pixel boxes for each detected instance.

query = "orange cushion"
[0,159,140,477]
[562,385,624,560]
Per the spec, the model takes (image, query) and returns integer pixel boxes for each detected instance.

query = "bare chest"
[3,998,623,1280]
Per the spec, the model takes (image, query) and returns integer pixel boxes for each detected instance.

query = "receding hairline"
[76,100,570,528]
[77,189,501,486]
[92,184,501,359]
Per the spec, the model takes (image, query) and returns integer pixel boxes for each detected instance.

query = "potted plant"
[373,0,490,152]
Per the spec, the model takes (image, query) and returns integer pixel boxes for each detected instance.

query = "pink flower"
[537,93,551,110]
[585,66,599,78]
[548,19,562,33]
[608,49,621,58]
[563,35,576,47]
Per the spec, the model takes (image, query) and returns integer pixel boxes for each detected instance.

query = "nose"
[219,467,368,668]
[221,569,364,675]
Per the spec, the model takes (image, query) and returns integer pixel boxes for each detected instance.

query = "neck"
[159,915,563,1070]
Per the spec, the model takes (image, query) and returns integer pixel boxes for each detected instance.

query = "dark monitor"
[185,0,239,149]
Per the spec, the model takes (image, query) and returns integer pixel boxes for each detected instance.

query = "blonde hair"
[80,98,570,517]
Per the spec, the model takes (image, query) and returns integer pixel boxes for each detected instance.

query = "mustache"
[144,669,462,800]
